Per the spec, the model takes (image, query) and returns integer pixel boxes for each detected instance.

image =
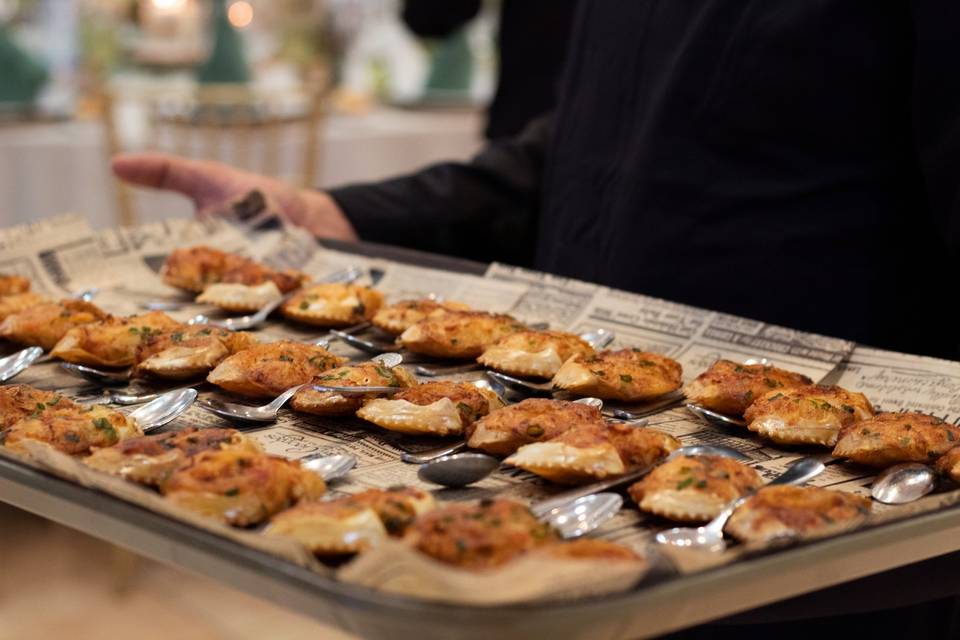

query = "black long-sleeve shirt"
[332,1,960,361]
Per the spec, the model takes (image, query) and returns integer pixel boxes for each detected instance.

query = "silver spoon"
[102,384,202,406]
[418,452,500,487]
[542,492,623,539]
[330,329,402,354]
[129,388,198,433]
[400,396,604,465]
[198,383,308,423]
[71,287,99,302]
[139,300,186,312]
[0,346,44,383]
[299,453,357,482]
[187,293,291,331]
[529,444,752,518]
[60,362,132,386]
[655,457,826,552]
[871,463,937,504]
[685,403,747,428]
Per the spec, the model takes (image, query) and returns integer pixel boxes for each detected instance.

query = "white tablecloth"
[0,108,483,228]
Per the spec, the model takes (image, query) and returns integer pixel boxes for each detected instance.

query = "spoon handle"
[530,464,655,518]
[401,440,467,464]
[265,384,308,412]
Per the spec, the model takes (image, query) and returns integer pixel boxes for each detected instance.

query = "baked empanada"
[0,299,108,351]
[552,349,683,402]
[371,298,471,336]
[2,399,140,456]
[0,385,73,431]
[628,455,762,522]
[406,499,558,570]
[161,245,307,294]
[0,292,48,322]
[290,361,418,416]
[265,486,435,555]
[50,311,181,367]
[84,427,255,486]
[356,381,503,436]
[161,448,326,526]
[744,384,874,447]
[934,446,960,483]
[281,283,383,327]
[0,274,30,296]
[725,485,871,544]
[684,359,814,417]
[206,341,346,398]
[478,330,595,379]
[466,398,605,456]
[398,310,525,359]
[505,422,679,485]
[832,412,960,467]
[195,281,283,313]
[134,324,258,380]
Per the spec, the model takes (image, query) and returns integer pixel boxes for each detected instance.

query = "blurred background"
[0,0,509,228]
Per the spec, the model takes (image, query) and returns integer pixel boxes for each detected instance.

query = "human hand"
[111,152,358,240]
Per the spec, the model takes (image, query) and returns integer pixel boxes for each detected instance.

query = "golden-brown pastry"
[196,281,284,313]
[0,299,108,351]
[290,361,418,416]
[538,539,642,562]
[552,349,683,402]
[832,412,960,467]
[265,487,435,555]
[372,298,471,336]
[505,422,680,485]
[84,427,255,486]
[466,398,605,456]
[398,310,525,359]
[0,274,30,296]
[2,399,140,456]
[356,381,503,436]
[160,245,307,294]
[683,359,814,417]
[0,385,74,431]
[744,384,874,447]
[934,446,960,483]
[628,455,762,522]
[50,311,181,367]
[478,330,595,379]
[161,448,326,526]
[134,324,258,380]
[206,341,346,398]
[281,283,383,327]
[725,485,871,544]
[406,499,558,570]
[0,292,48,322]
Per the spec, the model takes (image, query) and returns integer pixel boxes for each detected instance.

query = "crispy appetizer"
[357,381,503,436]
[50,311,181,367]
[160,245,307,294]
[290,361,418,416]
[725,485,871,544]
[832,412,960,467]
[0,299,108,351]
[505,422,680,485]
[0,292,48,322]
[134,324,258,380]
[161,448,326,526]
[552,349,683,402]
[406,499,558,570]
[538,538,642,562]
[84,427,255,486]
[744,385,874,447]
[206,341,346,398]
[628,455,762,522]
[0,274,30,296]
[934,446,960,483]
[478,330,595,379]
[265,487,435,555]
[684,359,814,417]
[2,400,139,456]
[398,310,525,359]
[466,398,605,457]
[0,384,73,431]
[371,298,471,336]
[196,281,284,313]
[281,283,383,327]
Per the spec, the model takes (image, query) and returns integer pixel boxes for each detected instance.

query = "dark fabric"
[333,1,960,361]
[401,0,577,139]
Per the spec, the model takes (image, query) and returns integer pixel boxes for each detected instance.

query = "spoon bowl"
[542,492,623,539]
[871,463,937,504]
[418,452,500,488]
[330,329,402,354]
[129,388,198,433]
[0,346,44,383]
[198,384,307,423]
[300,453,357,482]
[60,362,131,386]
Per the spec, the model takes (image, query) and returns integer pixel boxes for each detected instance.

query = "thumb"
[112,152,233,206]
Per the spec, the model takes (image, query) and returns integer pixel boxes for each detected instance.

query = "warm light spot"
[150,0,187,11]
[227,1,254,29]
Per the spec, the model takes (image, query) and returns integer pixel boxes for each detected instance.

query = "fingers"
[111,152,229,203]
